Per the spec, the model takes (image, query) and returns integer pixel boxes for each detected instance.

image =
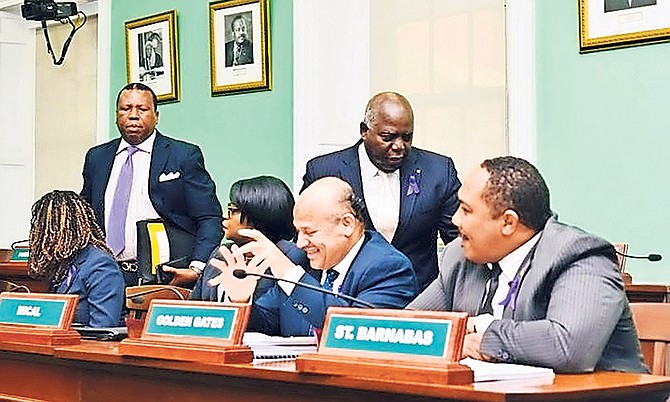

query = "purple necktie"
[107,145,139,256]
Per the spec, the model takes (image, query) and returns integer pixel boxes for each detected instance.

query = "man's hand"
[462,332,493,361]
[208,245,260,303]
[466,317,477,334]
[162,265,200,286]
[236,229,296,278]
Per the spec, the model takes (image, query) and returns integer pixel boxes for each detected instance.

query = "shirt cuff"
[277,265,306,296]
[189,261,206,275]
[472,314,496,333]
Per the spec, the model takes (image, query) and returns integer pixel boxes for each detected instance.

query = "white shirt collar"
[116,130,156,155]
[490,231,542,278]
[328,233,365,282]
[358,142,399,181]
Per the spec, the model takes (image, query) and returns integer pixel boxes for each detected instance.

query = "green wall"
[110,0,294,203]
[536,2,670,284]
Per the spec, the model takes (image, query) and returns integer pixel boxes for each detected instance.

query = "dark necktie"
[480,263,502,315]
[322,269,340,291]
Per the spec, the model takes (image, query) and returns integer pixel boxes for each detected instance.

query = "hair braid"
[29,190,111,285]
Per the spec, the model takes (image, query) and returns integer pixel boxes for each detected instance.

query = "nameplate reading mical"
[0,296,69,328]
[144,303,239,340]
[322,314,452,358]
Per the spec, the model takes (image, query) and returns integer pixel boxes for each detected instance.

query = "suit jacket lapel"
[149,131,170,196]
[396,151,421,236]
[95,140,121,231]
[341,142,364,198]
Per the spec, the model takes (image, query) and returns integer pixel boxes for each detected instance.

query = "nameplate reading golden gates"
[119,300,253,364]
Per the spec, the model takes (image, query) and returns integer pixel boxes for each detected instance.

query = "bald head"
[294,177,364,270]
[363,92,414,128]
[360,92,414,173]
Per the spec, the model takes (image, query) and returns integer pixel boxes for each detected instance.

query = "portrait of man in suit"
[301,92,461,291]
[209,177,418,337]
[80,82,223,288]
[225,13,254,67]
[408,156,647,374]
[605,0,656,13]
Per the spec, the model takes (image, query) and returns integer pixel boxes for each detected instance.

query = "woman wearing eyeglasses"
[190,176,310,301]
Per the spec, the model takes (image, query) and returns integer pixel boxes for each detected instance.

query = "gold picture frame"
[579,0,670,52]
[125,10,180,103]
[209,0,271,96]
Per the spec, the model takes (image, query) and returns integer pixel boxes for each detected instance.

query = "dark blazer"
[81,131,223,263]
[408,218,647,374]
[248,231,419,336]
[301,141,460,291]
[190,240,311,302]
[225,39,254,67]
[56,245,125,327]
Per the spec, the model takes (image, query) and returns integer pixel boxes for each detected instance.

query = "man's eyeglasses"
[227,204,241,218]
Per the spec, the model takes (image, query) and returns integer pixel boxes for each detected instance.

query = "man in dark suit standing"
[224,14,253,67]
[209,177,418,336]
[409,156,648,374]
[81,82,223,287]
[301,92,461,291]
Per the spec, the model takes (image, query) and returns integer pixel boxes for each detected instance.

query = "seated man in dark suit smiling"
[210,177,418,336]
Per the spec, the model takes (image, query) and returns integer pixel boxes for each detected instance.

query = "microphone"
[232,269,376,308]
[0,279,30,293]
[614,250,662,262]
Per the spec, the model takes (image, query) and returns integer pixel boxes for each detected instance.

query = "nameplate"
[10,248,29,262]
[119,300,252,364]
[323,314,451,358]
[296,308,472,384]
[144,302,240,341]
[0,293,78,329]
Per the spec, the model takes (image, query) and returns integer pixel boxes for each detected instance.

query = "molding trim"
[506,0,536,162]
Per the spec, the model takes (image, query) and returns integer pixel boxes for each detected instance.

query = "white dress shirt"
[279,235,365,296]
[104,132,160,260]
[358,144,400,242]
[472,231,542,333]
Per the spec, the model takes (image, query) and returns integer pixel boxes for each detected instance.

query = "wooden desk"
[0,261,48,293]
[0,341,666,402]
[626,284,670,303]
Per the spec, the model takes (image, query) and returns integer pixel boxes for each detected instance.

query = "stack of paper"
[243,332,317,360]
[460,358,555,382]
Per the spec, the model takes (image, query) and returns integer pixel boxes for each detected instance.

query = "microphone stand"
[232,269,375,308]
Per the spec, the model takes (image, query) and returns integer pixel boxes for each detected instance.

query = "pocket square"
[158,171,181,182]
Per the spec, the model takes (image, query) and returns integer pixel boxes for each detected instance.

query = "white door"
[0,11,35,247]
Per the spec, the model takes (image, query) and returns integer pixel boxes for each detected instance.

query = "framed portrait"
[125,10,180,103]
[579,0,670,52]
[209,0,271,96]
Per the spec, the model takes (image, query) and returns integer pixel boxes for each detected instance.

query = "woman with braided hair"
[29,190,125,327]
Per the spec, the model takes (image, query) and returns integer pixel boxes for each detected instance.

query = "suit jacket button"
[297,303,304,310]
[292,301,298,308]
[302,307,309,314]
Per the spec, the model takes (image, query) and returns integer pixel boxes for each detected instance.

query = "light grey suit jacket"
[408,218,647,374]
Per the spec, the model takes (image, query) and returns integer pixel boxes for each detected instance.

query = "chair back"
[630,302,670,376]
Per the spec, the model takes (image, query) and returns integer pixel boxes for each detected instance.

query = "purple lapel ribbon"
[499,275,520,312]
[406,174,421,196]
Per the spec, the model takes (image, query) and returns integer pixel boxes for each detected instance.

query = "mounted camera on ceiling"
[21,0,77,21]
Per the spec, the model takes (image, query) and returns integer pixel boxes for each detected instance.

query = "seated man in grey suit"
[409,156,647,374]
[210,177,418,336]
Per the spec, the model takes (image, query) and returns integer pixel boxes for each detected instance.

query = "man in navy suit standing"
[301,92,461,291]
[81,83,223,287]
[209,177,418,336]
